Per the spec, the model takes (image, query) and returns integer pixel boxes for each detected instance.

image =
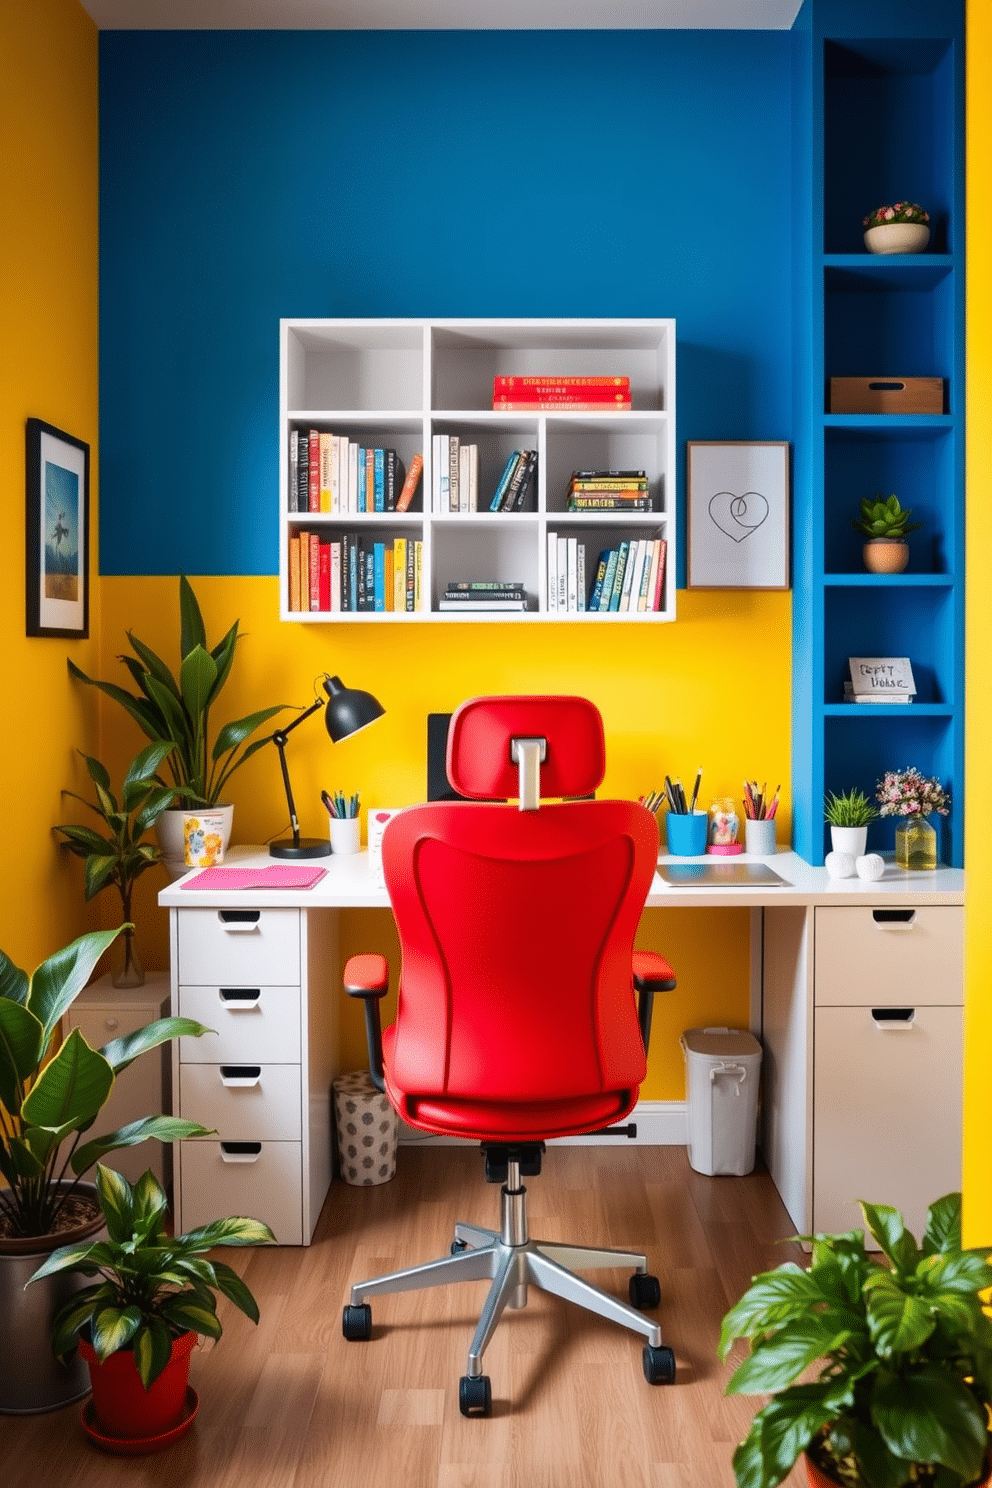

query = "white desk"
[161,846,964,1243]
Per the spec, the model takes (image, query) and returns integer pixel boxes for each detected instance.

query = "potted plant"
[0,926,212,1413]
[823,788,879,858]
[877,767,951,871]
[29,1163,275,1447]
[852,494,923,574]
[54,741,179,987]
[863,201,931,255]
[68,574,287,874]
[718,1192,992,1488]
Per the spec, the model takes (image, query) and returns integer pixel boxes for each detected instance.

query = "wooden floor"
[0,1145,810,1488]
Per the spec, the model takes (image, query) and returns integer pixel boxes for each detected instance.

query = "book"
[844,682,912,704]
[588,549,610,610]
[848,656,917,698]
[448,434,460,512]
[318,540,331,611]
[319,433,333,512]
[490,451,522,512]
[395,452,423,513]
[348,441,359,514]
[494,399,631,412]
[309,533,321,611]
[503,449,536,511]
[651,539,668,610]
[330,541,342,612]
[619,539,641,611]
[576,542,586,611]
[547,531,558,612]
[567,495,653,511]
[494,375,630,391]
[308,428,320,512]
[393,536,407,610]
[385,448,403,511]
[296,432,310,512]
[566,537,578,612]
[373,447,385,513]
[597,549,620,611]
[608,542,629,611]
[557,535,568,611]
[437,599,528,611]
[573,468,646,480]
[288,534,301,610]
[289,430,298,513]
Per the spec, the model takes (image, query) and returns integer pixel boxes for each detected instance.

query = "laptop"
[656,860,788,887]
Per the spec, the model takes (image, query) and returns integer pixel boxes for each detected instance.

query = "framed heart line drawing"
[686,441,790,590]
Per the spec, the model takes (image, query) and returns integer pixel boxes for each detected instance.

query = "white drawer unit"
[65,972,171,1187]
[169,905,339,1246]
[178,1140,304,1246]
[762,901,965,1246]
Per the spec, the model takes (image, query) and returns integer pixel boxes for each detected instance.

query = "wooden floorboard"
[0,1146,811,1488]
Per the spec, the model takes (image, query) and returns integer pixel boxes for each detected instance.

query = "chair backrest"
[381,697,658,1107]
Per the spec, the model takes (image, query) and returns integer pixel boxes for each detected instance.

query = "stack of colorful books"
[565,469,652,512]
[492,376,631,412]
[437,581,528,612]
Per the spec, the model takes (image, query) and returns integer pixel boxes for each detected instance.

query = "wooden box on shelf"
[828,377,944,415]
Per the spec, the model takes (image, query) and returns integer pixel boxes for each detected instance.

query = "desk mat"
[657,861,788,887]
[180,865,328,890]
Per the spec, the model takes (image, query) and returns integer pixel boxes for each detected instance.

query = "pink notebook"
[181,864,328,891]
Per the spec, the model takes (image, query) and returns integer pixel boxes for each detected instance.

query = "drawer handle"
[871,1007,915,1030]
[220,1064,262,1087]
[220,1141,263,1163]
[871,910,916,927]
[218,910,261,930]
[219,988,261,1006]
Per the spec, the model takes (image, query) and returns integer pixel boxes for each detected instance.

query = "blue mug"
[665,810,708,857]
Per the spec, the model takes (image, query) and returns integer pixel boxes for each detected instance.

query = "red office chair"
[341,695,677,1416]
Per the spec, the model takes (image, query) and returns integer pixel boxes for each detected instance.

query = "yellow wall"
[964,0,992,1246]
[97,575,788,1095]
[0,0,100,973]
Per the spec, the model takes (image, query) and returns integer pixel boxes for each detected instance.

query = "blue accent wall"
[99,29,791,576]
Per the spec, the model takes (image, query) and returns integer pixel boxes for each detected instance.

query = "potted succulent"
[877,767,951,871]
[29,1163,275,1447]
[718,1192,992,1488]
[0,926,211,1413]
[863,201,931,255]
[852,494,923,574]
[68,574,287,874]
[54,741,179,987]
[824,788,879,859]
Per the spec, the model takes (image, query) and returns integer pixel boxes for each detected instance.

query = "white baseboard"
[396,1100,688,1147]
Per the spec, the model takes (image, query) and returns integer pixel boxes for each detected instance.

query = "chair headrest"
[446,696,606,801]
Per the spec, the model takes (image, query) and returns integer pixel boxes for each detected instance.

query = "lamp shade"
[323,675,385,743]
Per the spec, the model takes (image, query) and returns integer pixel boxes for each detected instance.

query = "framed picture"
[25,417,90,637]
[687,441,790,590]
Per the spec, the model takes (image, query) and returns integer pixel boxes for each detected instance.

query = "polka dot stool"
[333,1070,398,1185]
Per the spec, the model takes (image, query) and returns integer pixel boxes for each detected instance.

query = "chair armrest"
[344,954,389,1093]
[632,950,677,1054]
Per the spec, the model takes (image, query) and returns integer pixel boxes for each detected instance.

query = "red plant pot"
[79,1330,196,1438]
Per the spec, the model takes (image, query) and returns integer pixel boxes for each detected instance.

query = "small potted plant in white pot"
[824,788,879,859]
[852,493,923,574]
[29,1163,275,1448]
[863,200,931,255]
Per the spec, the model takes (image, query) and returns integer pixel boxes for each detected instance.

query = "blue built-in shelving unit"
[791,0,965,866]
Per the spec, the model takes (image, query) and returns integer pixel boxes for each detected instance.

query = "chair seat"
[382,1028,637,1140]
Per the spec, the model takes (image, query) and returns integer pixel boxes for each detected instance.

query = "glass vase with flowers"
[876,767,950,870]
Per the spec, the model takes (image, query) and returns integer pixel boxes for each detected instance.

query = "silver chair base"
[349,1160,664,1379]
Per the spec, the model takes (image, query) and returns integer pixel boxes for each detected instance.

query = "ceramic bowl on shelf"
[863,221,931,254]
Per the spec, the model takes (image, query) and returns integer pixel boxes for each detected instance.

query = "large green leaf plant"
[718,1194,992,1488]
[68,574,286,809]
[0,928,211,1239]
[30,1163,275,1389]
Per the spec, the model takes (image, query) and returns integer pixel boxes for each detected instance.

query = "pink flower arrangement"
[863,201,930,229]
[876,767,950,818]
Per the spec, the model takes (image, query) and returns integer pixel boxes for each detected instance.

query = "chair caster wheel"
[342,1303,372,1341]
[643,1344,676,1385]
[451,1238,469,1255]
[629,1272,661,1309]
[459,1374,492,1417]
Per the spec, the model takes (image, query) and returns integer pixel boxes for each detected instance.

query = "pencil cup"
[745,818,777,856]
[329,817,361,855]
[665,810,708,857]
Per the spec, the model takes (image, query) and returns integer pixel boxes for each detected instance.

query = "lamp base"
[269,838,332,859]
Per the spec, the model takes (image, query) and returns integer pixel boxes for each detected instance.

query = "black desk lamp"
[269,674,385,859]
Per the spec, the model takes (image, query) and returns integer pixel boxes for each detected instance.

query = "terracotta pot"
[0,1182,106,1415]
[863,539,909,574]
[80,1329,196,1438]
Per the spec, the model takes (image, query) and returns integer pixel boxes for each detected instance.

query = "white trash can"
[333,1070,399,1185]
[680,1027,762,1176]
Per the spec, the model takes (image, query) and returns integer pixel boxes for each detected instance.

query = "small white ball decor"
[856,853,885,882]
[825,850,856,879]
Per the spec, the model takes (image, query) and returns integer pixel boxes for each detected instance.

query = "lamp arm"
[270,696,326,849]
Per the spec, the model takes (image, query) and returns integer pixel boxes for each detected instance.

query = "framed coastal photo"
[687,441,790,590]
[25,417,90,637]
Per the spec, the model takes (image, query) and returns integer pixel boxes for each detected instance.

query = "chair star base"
[343,1158,675,1416]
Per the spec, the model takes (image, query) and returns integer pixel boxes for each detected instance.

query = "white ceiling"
[76,0,804,31]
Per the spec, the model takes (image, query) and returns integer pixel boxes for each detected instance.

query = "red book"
[652,539,667,610]
[493,375,630,391]
[395,451,423,513]
[309,533,320,610]
[308,428,320,512]
[318,540,331,611]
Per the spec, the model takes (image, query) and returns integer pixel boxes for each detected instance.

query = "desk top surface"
[159,845,965,911]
